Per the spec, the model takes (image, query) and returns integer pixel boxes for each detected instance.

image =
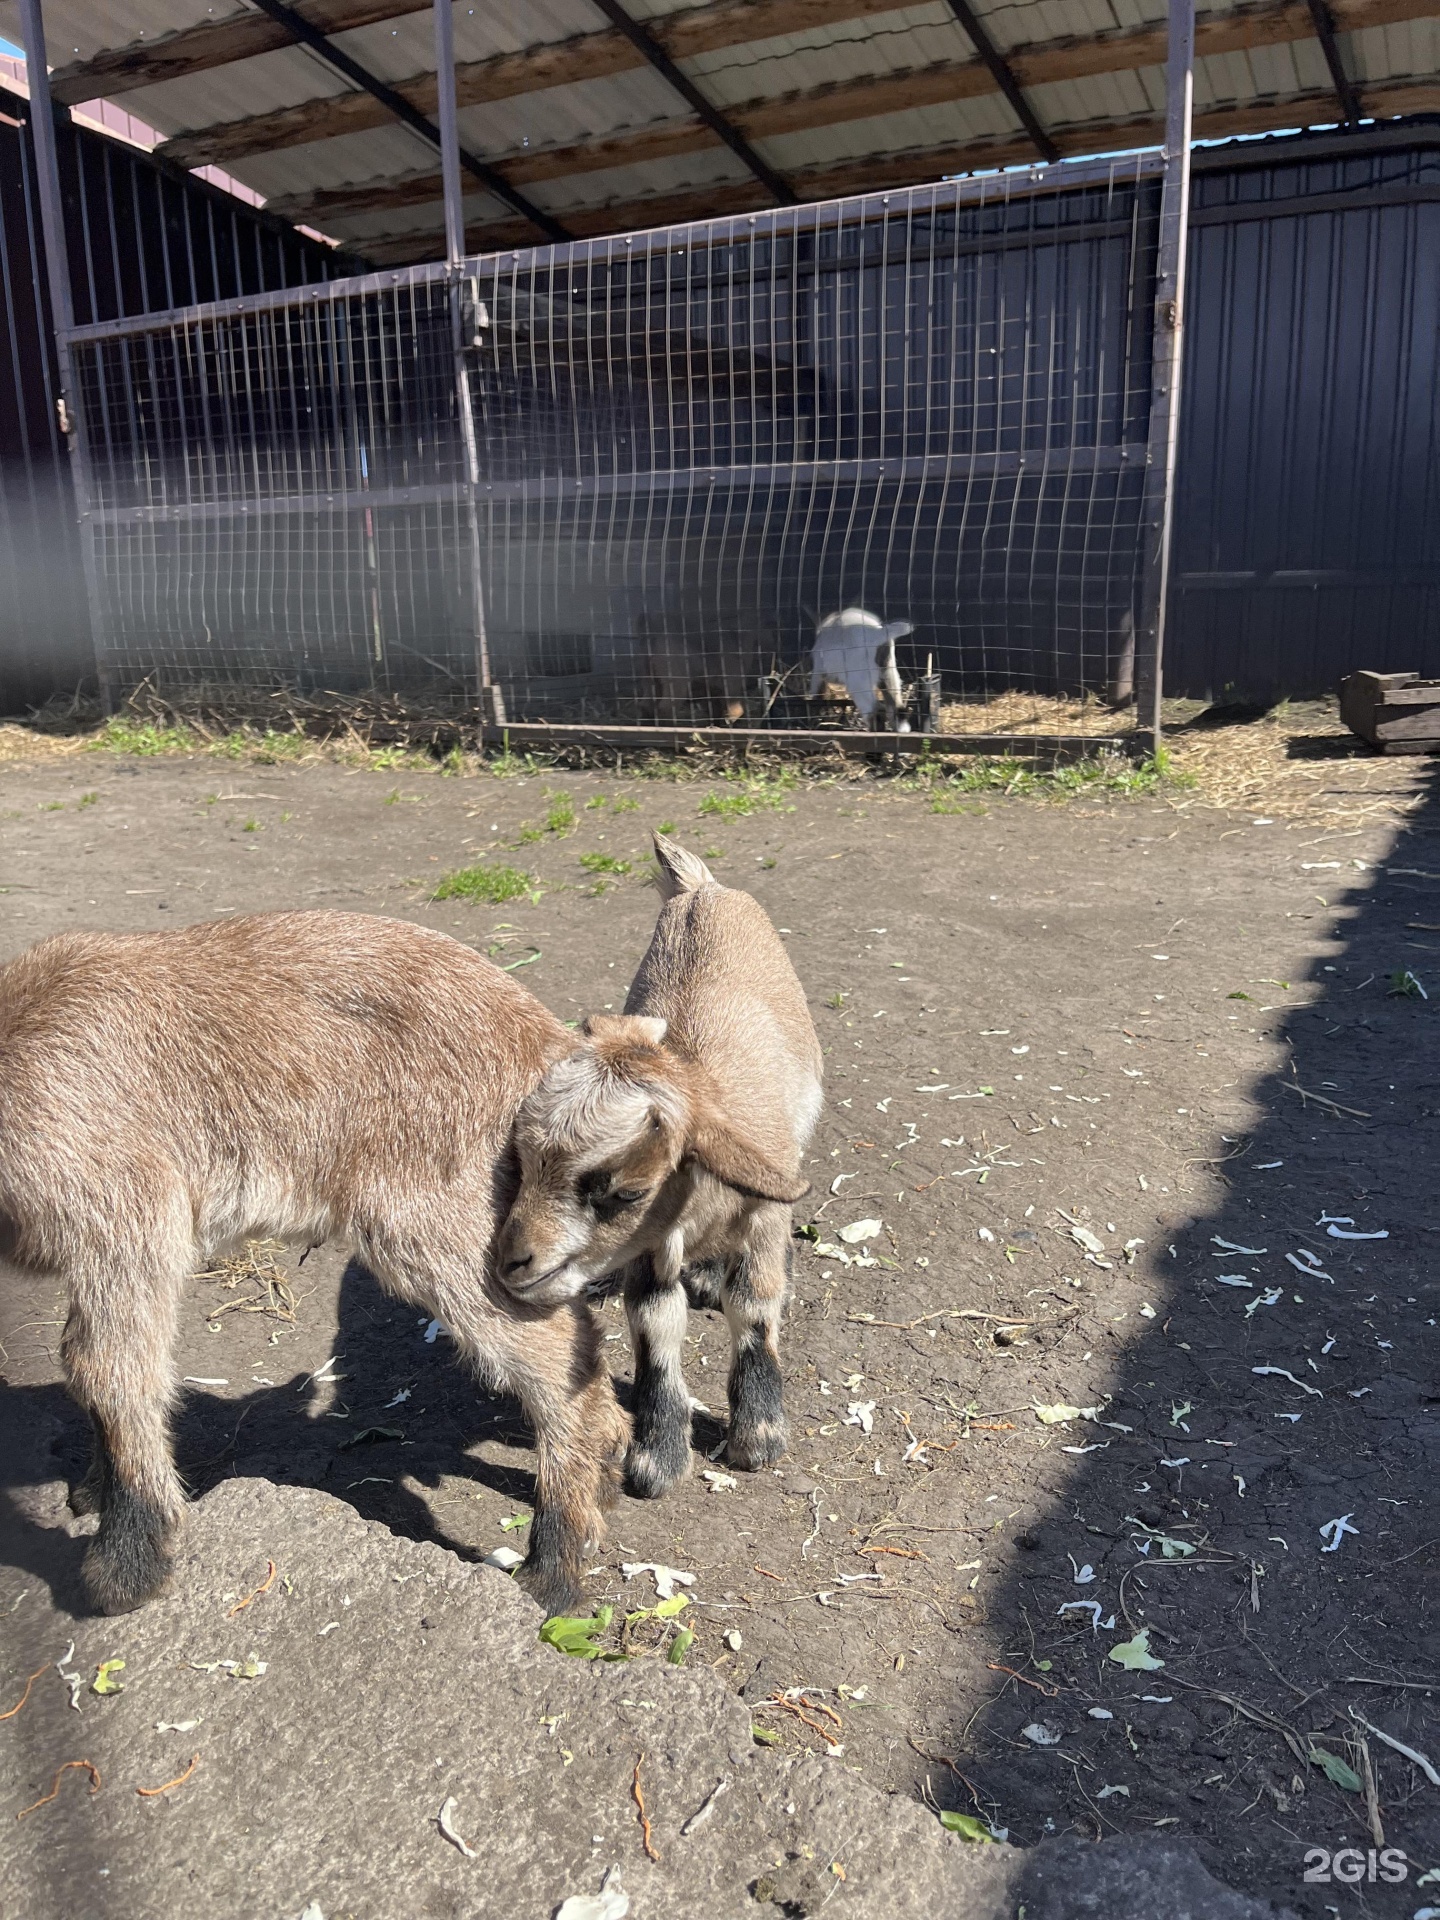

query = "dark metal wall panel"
[1170,123,1440,699]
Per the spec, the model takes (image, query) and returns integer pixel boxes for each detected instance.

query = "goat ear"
[581,1013,668,1048]
[688,1119,811,1205]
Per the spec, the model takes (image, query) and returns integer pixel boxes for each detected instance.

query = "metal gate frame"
[21,0,1197,757]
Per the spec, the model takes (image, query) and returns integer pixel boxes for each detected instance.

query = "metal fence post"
[1136,0,1195,747]
[17,0,113,711]
[433,0,502,730]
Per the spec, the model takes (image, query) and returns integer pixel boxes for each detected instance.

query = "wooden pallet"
[1339,671,1440,754]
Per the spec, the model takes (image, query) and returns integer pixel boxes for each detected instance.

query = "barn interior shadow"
[939,751,1440,1913]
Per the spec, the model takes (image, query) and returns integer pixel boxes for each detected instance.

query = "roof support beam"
[265,59,997,222]
[354,75,1440,264]
[149,0,1428,173]
[1304,0,1363,123]
[941,0,1058,163]
[50,0,433,104]
[581,0,797,204]
[141,0,1428,180]
[51,0,915,108]
[237,0,569,240]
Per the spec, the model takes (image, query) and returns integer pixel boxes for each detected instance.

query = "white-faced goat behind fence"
[809,607,913,729]
[497,835,823,1497]
[0,911,631,1617]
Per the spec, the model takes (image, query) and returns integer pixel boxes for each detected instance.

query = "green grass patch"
[697,769,798,821]
[927,751,1191,808]
[432,862,534,904]
[543,791,577,835]
[92,716,198,756]
[210,727,311,764]
[578,852,632,876]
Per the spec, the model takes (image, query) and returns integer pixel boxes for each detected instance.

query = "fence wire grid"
[66,155,1166,734]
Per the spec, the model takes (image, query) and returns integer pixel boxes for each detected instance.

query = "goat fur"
[0,910,629,1616]
[498,836,822,1498]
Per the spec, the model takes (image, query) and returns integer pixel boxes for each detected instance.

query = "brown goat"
[0,911,630,1617]
[497,835,822,1497]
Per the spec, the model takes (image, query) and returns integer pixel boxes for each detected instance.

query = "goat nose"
[502,1251,533,1278]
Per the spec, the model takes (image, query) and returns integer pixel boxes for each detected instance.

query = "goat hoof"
[515,1557,584,1619]
[624,1441,690,1500]
[726,1420,788,1471]
[82,1538,170,1616]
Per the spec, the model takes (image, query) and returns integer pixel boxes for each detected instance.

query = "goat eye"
[612,1188,645,1207]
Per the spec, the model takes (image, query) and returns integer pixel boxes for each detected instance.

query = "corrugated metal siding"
[1170,123,1440,697]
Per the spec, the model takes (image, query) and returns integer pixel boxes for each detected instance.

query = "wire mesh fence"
[66,154,1166,736]
[0,75,353,714]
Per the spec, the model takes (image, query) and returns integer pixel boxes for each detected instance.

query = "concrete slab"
[0,1451,1295,1920]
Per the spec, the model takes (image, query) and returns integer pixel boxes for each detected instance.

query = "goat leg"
[68,1410,112,1518]
[721,1222,790,1471]
[485,1300,629,1617]
[622,1254,694,1499]
[62,1276,185,1617]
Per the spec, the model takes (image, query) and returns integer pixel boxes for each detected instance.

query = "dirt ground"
[0,713,1436,1918]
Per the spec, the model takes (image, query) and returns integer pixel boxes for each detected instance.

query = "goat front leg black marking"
[623,1253,693,1499]
[722,1224,789,1472]
[69,1411,113,1518]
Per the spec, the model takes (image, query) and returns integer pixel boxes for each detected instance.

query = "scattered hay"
[0,724,87,763]
[1163,701,1432,826]
[939,692,1133,739]
[197,1239,297,1326]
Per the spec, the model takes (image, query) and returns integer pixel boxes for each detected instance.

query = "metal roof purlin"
[1303,0,1363,124]
[941,0,1059,164]
[238,0,571,240]
[581,0,798,205]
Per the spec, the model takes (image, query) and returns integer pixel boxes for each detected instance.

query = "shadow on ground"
[952,758,1439,1916]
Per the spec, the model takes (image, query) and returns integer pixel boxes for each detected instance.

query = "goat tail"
[652,832,716,899]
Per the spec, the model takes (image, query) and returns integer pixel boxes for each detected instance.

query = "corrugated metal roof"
[1,0,1435,264]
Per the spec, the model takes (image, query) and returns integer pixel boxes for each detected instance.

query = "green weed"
[543,791,577,836]
[927,751,1191,808]
[212,727,310,764]
[77,791,98,808]
[578,852,632,876]
[93,716,197,756]
[433,862,534,904]
[697,770,797,821]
